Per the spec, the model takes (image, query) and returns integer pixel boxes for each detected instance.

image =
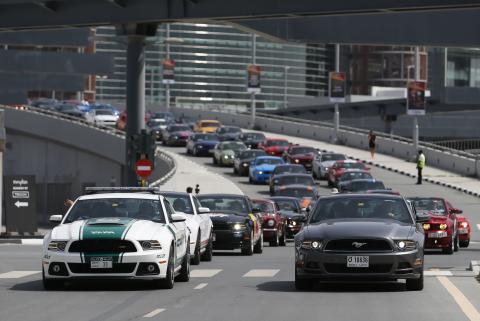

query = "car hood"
[421,212,449,224]
[252,164,278,171]
[94,115,117,121]
[221,149,237,156]
[170,131,191,137]
[207,212,250,224]
[49,217,164,241]
[195,140,218,146]
[304,220,413,240]
[321,160,337,167]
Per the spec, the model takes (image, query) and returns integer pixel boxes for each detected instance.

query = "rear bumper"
[262,228,278,240]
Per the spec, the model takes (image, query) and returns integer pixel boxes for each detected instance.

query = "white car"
[312,152,347,179]
[85,109,118,127]
[42,187,190,290]
[161,191,213,265]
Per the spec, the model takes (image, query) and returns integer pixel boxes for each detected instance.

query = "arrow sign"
[14,201,28,208]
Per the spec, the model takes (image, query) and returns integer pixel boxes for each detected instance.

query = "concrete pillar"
[333,43,340,143]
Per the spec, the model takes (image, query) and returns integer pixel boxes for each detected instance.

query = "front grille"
[324,263,392,274]
[212,222,231,230]
[69,240,137,253]
[68,263,136,274]
[324,239,392,252]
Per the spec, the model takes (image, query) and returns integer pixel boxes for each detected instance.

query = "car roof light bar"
[85,187,160,194]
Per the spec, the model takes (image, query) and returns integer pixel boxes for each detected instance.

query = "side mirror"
[198,207,210,214]
[451,208,463,214]
[49,215,63,223]
[171,213,187,223]
[415,214,430,223]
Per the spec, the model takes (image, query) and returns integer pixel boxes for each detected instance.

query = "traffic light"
[127,130,156,172]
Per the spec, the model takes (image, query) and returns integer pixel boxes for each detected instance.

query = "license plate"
[458,228,469,234]
[428,231,447,238]
[347,256,369,268]
[90,257,113,269]
[212,233,216,242]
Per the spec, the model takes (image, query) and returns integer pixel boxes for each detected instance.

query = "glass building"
[95,23,329,110]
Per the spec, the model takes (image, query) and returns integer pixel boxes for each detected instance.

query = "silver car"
[295,194,426,291]
[312,153,347,179]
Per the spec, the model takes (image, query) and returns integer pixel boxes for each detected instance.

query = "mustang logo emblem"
[352,242,367,248]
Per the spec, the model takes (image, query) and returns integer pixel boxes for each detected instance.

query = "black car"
[197,194,263,255]
[161,124,192,146]
[216,126,242,141]
[339,179,386,193]
[270,164,307,182]
[239,132,266,149]
[269,196,306,238]
[269,173,316,196]
[294,194,426,291]
[233,149,267,176]
[55,104,85,119]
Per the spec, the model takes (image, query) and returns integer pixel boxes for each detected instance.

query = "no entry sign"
[135,159,153,178]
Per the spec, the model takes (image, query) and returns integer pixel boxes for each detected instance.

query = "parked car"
[193,119,222,133]
[251,199,286,247]
[161,124,192,146]
[212,141,247,166]
[327,160,369,187]
[408,197,460,254]
[269,196,305,238]
[456,215,471,248]
[197,194,263,255]
[216,126,242,141]
[312,152,347,179]
[233,149,267,176]
[283,145,318,171]
[55,103,85,119]
[295,194,426,291]
[160,191,214,264]
[186,133,220,156]
[339,179,386,193]
[269,173,316,196]
[238,132,266,149]
[249,156,285,184]
[85,109,118,127]
[259,138,290,157]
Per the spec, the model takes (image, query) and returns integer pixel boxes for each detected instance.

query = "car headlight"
[197,145,203,149]
[295,159,300,163]
[172,136,178,139]
[267,220,275,227]
[48,241,67,252]
[395,240,416,251]
[257,171,263,175]
[301,240,323,250]
[422,223,430,230]
[242,163,249,167]
[439,224,448,230]
[224,155,229,159]
[140,240,162,250]
[232,223,246,230]
[292,221,297,226]
[460,222,469,228]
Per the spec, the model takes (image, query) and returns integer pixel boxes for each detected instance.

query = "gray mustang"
[294,194,426,291]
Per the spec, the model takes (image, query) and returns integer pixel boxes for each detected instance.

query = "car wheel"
[254,230,263,253]
[406,270,424,291]
[176,239,190,282]
[213,157,217,165]
[42,268,64,291]
[269,231,279,247]
[158,245,175,289]
[191,233,201,265]
[442,236,454,255]
[459,239,470,248]
[233,166,238,175]
[279,228,287,246]
[327,179,333,187]
[453,233,459,252]
[201,233,213,261]
[249,176,253,183]
[241,231,254,256]
[295,267,312,291]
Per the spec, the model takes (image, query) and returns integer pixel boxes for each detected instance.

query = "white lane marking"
[476,224,480,231]
[21,239,43,245]
[142,308,165,318]
[243,269,280,277]
[0,271,40,279]
[437,276,480,321]
[425,270,453,276]
[190,269,222,278]
[194,283,208,290]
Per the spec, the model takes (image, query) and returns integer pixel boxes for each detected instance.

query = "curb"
[470,260,480,276]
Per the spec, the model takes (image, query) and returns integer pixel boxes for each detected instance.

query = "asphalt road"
[1,144,480,321]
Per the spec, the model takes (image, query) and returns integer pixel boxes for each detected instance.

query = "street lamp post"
[95,75,108,102]
[333,43,340,142]
[250,33,257,129]
[283,66,290,109]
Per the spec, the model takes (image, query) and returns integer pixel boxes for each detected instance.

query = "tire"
[201,233,213,261]
[459,240,470,248]
[249,176,253,183]
[453,233,459,252]
[327,179,333,187]
[42,269,64,290]
[213,156,217,165]
[279,228,286,246]
[193,147,198,156]
[406,271,424,291]
[295,268,312,291]
[241,231,254,256]
[176,240,190,282]
[269,231,279,247]
[157,245,175,289]
[442,236,454,255]
[191,233,201,265]
[254,230,264,254]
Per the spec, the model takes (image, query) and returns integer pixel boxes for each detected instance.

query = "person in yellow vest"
[416,150,426,184]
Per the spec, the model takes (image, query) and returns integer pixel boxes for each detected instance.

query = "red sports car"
[283,145,317,171]
[408,197,461,254]
[251,199,286,247]
[457,215,471,248]
[259,138,290,157]
[327,160,369,187]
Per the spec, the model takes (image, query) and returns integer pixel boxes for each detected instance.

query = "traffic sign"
[4,175,37,234]
[135,159,153,178]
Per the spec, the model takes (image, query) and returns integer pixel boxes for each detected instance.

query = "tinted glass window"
[163,194,194,214]
[256,158,284,165]
[222,142,246,150]
[198,196,249,216]
[252,200,275,212]
[340,172,373,181]
[274,165,307,175]
[193,133,218,141]
[266,140,289,147]
[348,181,385,192]
[273,200,300,213]
[276,188,314,199]
[290,147,316,154]
[276,176,314,186]
[95,110,113,115]
[411,198,447,215]
[242,133,265,140]
[321,154,346,161]
[200,122,220,127]
[239,150,266,158]
[169,125,190,132]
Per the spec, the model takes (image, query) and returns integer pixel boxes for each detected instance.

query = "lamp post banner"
[329,71,346,103]
[162,59,175,84]
[407,81,426,116]
[247,64,261,93]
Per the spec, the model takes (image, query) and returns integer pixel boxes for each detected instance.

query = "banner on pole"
[162,59,175,84]
[247,64,261,94]
[407,81,426,116]
[329,72,346,103]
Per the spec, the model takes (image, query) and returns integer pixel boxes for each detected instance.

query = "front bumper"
[220,157,235,166]
[251,173,271,183]
[296,249,423,280]
[194,146,213,155]
[424,230,451,248]
[212,229,249,250]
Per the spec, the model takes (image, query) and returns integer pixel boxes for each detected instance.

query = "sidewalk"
[259,130,480,198]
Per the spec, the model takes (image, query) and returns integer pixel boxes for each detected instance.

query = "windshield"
[193,133,218,141]
[222,143,246,151]
[346,181,385,192]
[291,147,316,154]
[219,127,241,134]
[310,197,413,224]
[198,196,249,216]
[338,162,365,169]
[148,119,167,126]
[274,165,307,175]
[340,172,373,181]
[239,150,266,159]
[64,198,166,223]
[242,133,265,140]
[275,176,314,186]
[322,154,346,162]
[256,158,284,165]
[266,140,289,147]
[274,200,300,213]
[169,125,190,132]
[162,194,194,215]
[252,200,274,213]
[201,121,220,127]
[95,110,114,116]
[153,112,173,119]
[276,188,314,199]
[411,198,446,215]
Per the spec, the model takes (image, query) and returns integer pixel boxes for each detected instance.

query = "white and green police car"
[42,187,190,290]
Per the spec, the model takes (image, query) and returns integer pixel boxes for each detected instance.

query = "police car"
[42,187,190,290]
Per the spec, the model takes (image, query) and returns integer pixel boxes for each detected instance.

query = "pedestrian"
[416,150,426,185]
[368,130,376,159]
[186,186,193,194]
